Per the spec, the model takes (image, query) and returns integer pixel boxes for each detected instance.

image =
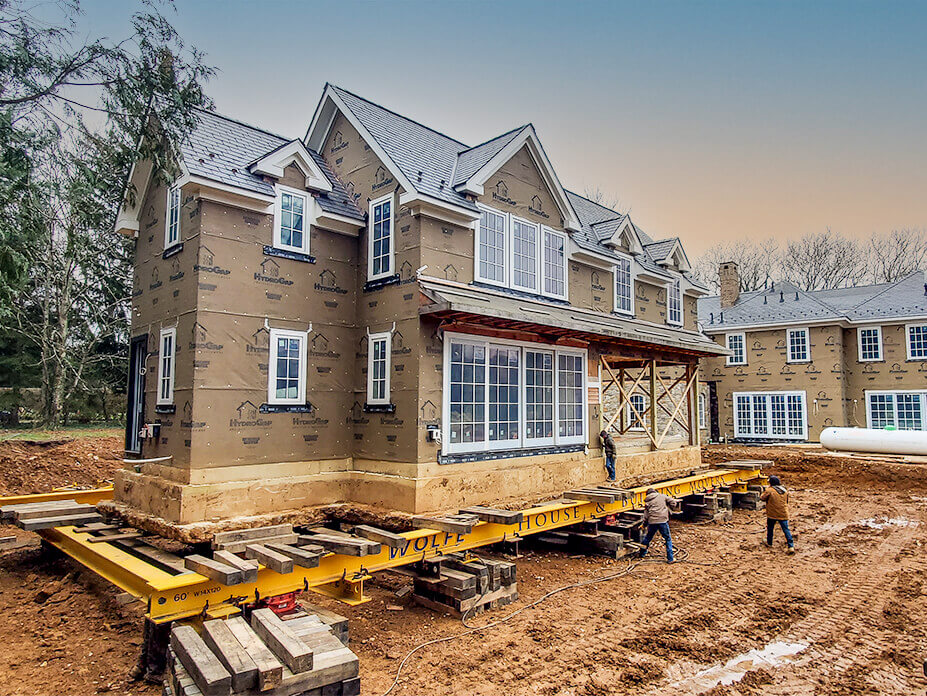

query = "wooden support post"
[618,366,626,433]
[649,359,658,450]
[688,362,700,446]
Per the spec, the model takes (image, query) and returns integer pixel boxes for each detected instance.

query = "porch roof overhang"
[417,276,730,359]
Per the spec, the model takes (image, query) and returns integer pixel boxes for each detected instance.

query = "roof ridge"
[564,188,623,218]
[456,125,529,155]
[330,84,468,148]
[190,105,291,143]
[844,270,923,311]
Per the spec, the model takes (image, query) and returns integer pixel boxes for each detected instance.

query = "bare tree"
[693,238,780,293]
[583,185,622,213]
[865,228,927,284]
[782,229,864,290]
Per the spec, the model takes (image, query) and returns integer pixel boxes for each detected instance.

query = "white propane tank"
[820,426,927,456]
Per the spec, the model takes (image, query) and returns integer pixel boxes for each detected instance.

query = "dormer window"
[274,185,309,254]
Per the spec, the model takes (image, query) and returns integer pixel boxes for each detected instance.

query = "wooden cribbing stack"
[398,552,517,617]
[164,608,358,696]
[1,499,103,530]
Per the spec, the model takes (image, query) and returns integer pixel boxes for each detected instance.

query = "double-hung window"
[368,194,394,280]
[543,228,567,299]
[268,328,307,405]
[667,277,682,326]
[726,333,746,366]
[627,393,647,430]
[614,254,633,315]
[734,391,806,439]
[274,185,309,254]
[474,206,568,301]
[157,328,176,405]
[366,332,391,405]
[867,391,927,431]
[444,334,586,454]
[787,328,810,363]
[858,326,883,362]
[477,209,507,286]
[165,185,181,249]
[907,324,927,360]
[698,393,707,430]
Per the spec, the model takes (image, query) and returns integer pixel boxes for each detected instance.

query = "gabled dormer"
[248,139,334,193]
[647,238,691,274]
[599,215,644,256]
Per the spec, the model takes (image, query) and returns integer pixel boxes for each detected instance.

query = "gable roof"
[698,271,927,330]
[452,126,528,186]
[179,108,363,220]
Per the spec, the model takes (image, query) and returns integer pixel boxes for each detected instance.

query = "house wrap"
[114,84,726,525]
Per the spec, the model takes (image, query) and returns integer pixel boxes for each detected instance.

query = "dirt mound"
[0,437,123,495]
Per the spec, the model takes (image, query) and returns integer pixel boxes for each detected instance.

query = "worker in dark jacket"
[638,488,678,563]
[600,430,616,482]
[760,475,795,554]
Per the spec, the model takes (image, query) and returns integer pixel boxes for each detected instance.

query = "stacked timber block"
[1,499,102,530]
[404,552,517,617]
[294,603,349,646]
[164,609,358,696]
[732,485,765,511]
[534,517,643,559]
[680,492,732,523]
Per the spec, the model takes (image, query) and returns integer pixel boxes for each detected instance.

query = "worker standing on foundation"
[761,475,795,554]
[638,488,678,563]
[600,430,617,482]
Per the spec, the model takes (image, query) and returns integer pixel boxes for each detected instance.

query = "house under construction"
[114,84,726,526]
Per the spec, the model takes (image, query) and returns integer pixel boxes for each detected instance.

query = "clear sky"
[79,0,927,255]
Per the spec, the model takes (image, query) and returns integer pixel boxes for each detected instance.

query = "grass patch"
[0,425,123,442]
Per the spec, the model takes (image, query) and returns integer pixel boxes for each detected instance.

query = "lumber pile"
[534,517,643,559]
[731,484,765,511]
[402,552,517,617]
[164,610,358,696]
[680,491,732,523]
[0,499,102,530]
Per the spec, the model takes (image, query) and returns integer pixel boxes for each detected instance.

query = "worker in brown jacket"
[638,488,679,563]
[760,475,795,554]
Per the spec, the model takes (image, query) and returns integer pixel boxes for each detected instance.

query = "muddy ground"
[1,440,926,695]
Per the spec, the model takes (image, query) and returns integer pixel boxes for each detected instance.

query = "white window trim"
[368,193,395,281]
[865,390,927,431]
[627,393,648,431]
[698,393,707,430]
[366,331,392,406]
[725,332,747,366]
[509,215,540,294]
[273,184,311,254]
[441,332,587,455]
[541,226,569,300]
[267,328,308,406]
[667,276,683,326]
[165,185,181,250]
[906,323,927,360]
[733,390,807,440]
[474,204,508,289]
[857,326,883,363]
[786,327,811,363]
[157,327,176,405]
[613,252,634,316]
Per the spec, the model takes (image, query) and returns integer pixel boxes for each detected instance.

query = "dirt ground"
[1,441,926,695]
[0,434,123,496]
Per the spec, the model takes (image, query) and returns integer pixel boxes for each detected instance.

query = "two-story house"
[699,262,927,442]
[113,84,724,527]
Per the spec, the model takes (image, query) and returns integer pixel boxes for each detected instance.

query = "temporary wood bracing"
[599,355,700,449]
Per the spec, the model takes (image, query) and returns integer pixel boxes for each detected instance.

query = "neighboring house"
[113,84,724,525]
[698,262,927,442]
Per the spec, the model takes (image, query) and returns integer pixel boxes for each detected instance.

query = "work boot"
[787,546,795,555]
[762,541,772,548]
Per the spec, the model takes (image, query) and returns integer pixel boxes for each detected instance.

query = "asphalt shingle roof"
[452,126,528,187]
[180,108,364,220]
[698,272,927,330]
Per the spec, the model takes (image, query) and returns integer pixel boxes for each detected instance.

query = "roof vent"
[763,295,768,305]
[709,312,714,324]
[923,282,926,296]
[719,312,724,323]
[795,292,799,301]
[417,171,423,181]
[779,291,784,303]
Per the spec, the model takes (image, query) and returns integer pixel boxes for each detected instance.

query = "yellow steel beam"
[0,485,114,507]
[36,467,762,623]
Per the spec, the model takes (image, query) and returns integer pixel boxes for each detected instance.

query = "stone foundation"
[112,445,702,533]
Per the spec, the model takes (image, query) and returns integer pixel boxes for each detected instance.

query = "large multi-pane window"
[628,393,647,430]
[614,255,633,315]
[907,324,927,360]
[858,326,882,362]
[726,333,746,366]
[512,218,539,292]
[477,209,506,284]
[157,328,176,405]
[543,229,566,298]
[366,332,391,405]
[274,186,308,253]
[444,335,585,454]
[867,391,927,431]
[668,278,682,325]
[787,328,810,363]
[165,185,181,249]
[368,195,393,280]
[268,329,306,405]
[734,391,806,439]
[473,206,567,301]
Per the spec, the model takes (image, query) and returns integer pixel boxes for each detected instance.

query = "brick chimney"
[719,261,740,308]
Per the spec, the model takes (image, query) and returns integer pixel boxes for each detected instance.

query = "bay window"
[477,208,507,285]
[543,228,567,299]
[734,391,806,439]
[512,218,539,292]
[443,334,586,454]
